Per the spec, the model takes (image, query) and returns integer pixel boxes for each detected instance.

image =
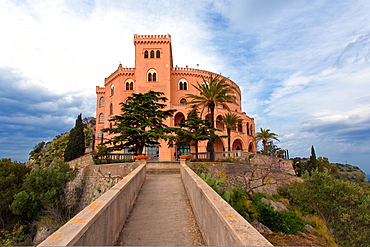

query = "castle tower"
[133,34,173,102]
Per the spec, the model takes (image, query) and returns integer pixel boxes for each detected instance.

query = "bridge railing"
[38,163,146,246]
[180,160,273,246]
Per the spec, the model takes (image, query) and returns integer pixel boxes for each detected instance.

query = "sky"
[1,0,370,175]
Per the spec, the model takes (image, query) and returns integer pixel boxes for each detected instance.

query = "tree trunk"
[195,140,199,161]
[227,127,231,152]
[209,104,215,162]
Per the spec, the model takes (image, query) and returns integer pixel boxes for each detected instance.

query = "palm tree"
[221,113,242,151]
[186,74,237,161]
[255,128,279,155]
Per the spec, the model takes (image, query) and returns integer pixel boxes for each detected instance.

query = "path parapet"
[180,162,273,246]
[38,163,146,246]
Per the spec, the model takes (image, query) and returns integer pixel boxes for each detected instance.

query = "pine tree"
[64,114,85,162]
[102,91,176,155]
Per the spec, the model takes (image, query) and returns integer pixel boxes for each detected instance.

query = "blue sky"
[1,0,370,175]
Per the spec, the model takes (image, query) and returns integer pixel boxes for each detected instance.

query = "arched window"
[147,69,157,82]
[144,50,149,58]
[178,79,188,90]
[110,103,113,115]
[125,80,134,90]
[110,84,114,96]
[180,98,187,105]
[150,50,155,58]
[156,50,160,58]
[99,113,104,123]
[238,123,243,132]
[100,97,105,106]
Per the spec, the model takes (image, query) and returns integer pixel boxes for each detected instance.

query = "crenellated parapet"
[134,34,171,44]
[96,86,105,94]
[172,67,240,92]
[105,65,135,85]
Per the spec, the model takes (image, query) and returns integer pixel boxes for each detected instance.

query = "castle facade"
[95,34,255,161]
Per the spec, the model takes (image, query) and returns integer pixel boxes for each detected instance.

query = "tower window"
[180,98,187,105]
[150,50,155,58]
[147,69,158,82]
[100,97,105,106]
[156,50,160,58]
[144,50,149,58]
[99,113,104,123]
[110,103,113,115]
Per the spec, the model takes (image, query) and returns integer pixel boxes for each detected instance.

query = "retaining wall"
[38,164,146,246]
[180,160,273,246]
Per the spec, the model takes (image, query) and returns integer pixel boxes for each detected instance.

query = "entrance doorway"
[146,145,159,160]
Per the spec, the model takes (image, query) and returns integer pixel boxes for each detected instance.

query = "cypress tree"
[306,145,318,174]
[64,114,85,162]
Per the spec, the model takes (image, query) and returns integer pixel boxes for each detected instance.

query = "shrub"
[230,188,259,221]
[280,170,370,246]
[255,196,305,235]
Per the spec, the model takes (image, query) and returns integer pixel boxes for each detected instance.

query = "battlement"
[134,34,171,39]
[171,67,241,91]
[96,86,105,94]
[134,34,171,44]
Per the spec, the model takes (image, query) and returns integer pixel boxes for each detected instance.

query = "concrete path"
[115,174,205,246]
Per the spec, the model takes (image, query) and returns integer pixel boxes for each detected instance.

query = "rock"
[33,225,50,245]
[261,198,288,211]
[252,220,273,234]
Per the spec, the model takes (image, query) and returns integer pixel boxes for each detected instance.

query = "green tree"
[305,146,319,174]
[280,170,370,247]
[176,107,217,160]
[103,91,176,155]
[64,114,85,162]
[221,113,242,151]
[186,74,237,161]
[255,128,279,155]
[0,159,30,226]
[10,159,75,222]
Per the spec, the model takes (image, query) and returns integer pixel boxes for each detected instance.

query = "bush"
[255,200,305,235]
[230,188,259,221]
[280,170,370,246]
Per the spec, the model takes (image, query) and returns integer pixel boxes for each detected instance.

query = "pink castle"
[95,34,256,161]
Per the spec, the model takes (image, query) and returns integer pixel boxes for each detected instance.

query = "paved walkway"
[115,174,204,246]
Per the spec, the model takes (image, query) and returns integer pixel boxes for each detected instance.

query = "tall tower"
[133,34,173,100]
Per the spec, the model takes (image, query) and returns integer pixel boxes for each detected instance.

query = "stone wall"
[67,154,94,169]
[76,163,139,211]
[66,156,139,214]
[189,154,301,195]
